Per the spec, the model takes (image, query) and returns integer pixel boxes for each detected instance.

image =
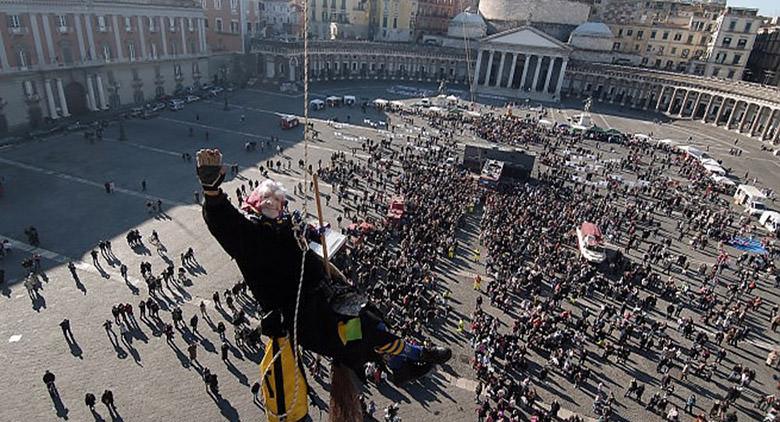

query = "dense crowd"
[462,112,779,422]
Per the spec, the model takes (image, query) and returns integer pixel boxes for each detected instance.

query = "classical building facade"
[0,0,210,133]
[257,0,301,38]
[251,37,780,143]
[592,1,761,80]
[473,27,571,102]
[564,62,780,142]
[201,0,261,53]
[746,19,780,87]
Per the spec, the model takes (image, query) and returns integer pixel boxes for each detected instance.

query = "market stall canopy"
[309,228,348,259]
[538,119,554,127]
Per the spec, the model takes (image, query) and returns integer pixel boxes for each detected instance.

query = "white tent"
[446,94,459,102]
[538,119,554,127]
[309,228,347,258]
[634,134,652,141]
[703,163,726,175]
[711,174,735,185]
[373,98,389,106]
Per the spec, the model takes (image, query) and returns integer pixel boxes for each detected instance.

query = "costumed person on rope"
[196,149,452,386]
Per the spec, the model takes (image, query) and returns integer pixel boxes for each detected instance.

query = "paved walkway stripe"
[0,156,195,211]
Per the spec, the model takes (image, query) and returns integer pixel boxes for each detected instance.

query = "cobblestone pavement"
[0,81,778,421]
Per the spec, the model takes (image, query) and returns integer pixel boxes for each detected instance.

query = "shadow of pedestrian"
[48,388,69,420]
[73,276,87,294]
[89,408,106,422]
[207,389,240,422]
[225,359,249,386]
[105,329,127,359]
[65,335,83,359]
[31,292,47,311]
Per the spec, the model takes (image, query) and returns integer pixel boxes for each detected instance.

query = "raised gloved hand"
[196,149,226,192]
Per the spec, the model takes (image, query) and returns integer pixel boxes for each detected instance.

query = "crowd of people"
[459,110,779,422]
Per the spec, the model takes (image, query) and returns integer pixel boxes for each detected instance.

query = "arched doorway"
[64,81,88,116]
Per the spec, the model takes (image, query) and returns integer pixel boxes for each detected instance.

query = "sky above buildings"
[729,0,780,17]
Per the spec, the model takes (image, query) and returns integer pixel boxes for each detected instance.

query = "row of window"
[9,38,200,70]
[618,28,707,45]
[6,15,199,33]
[207,18,240,33]
[202,0,240,12]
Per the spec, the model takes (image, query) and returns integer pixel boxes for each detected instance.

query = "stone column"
[56,78,70,117]
[531,56,543,93]
[726,100,741,129]
[96,74,108,109]
[702,95,716,123]
[86,75,98,111]
[473,50,484,87]
[691,91,703,119]
[761,109,775,140]
[483,50,495,87]
[266,59,275,79]
[44,79,59,119]
[655,86,666,111]
[495,52,506,88]
[506,53,518,89]
[160,17,169,57]
[543,57,555,94]
[519,55,531,91]
[666,88,678,114]
[554,58,568,98]
[739,103,752,132]
[678,90,691,117]
[289,60,296,82]
[138,15,148,59]
[713,97,727,126]
[750,106,764,136]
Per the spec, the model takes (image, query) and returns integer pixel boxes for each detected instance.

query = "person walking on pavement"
[85,392,96,410]
[101,389,115,413]
[43,370,56,393]
[221,341,230,361]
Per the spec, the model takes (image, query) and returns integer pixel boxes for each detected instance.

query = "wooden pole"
[311,173,331,278]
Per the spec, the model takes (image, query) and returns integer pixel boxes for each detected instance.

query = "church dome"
[448,11,487,39]
[571,22,614,38]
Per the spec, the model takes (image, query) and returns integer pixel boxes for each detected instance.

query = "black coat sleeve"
[202,191,271,263]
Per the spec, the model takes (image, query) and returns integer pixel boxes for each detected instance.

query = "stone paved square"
[1,81,779,422]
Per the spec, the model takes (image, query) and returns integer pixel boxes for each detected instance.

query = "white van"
[760,211,780,233]
[343,95,356,106]
[734,184,768,216]
[310,99,325,110]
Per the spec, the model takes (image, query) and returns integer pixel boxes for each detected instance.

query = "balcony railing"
[8,26,29,35]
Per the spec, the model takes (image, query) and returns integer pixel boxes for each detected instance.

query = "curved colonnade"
[253,40,780,143]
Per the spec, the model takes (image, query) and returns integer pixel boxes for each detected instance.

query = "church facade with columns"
[472,27,571,102]
[252,37,780,143]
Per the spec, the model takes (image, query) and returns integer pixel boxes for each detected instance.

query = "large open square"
[1,80,779,422]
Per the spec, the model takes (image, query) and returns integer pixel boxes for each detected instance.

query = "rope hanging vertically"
[257,0,311,418]
[460,0,475,103]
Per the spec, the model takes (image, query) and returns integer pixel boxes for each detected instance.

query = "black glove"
[197,165,225,192]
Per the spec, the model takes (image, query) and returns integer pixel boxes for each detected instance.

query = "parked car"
[66,122,83,132]
[150,103,166,112]
[169,100,184,111]
[185,95,200,103]
[130,107,144,118]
